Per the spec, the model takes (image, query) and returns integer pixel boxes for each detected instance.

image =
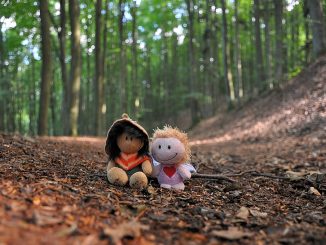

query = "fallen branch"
[192,173,236,183]
[226,170,289,180]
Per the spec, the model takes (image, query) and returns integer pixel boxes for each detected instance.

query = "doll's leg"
[129,172,148,189]
[160,184,172,189]
[107,167,128,186]
[171,182,185,190]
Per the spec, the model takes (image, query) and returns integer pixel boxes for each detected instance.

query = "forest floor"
[1,56,326,244]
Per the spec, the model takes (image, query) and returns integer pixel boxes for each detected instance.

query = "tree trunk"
[118,0,127,113]
[185,0,200,124]
[29,56,36,135]
[221,0,231,104]
[58,0,70,135]
[202,0,212,116]
[85,14,92,134]
[50,74,57,135]
[0,21,4,131]
[274,0,283,84]
[263,0,271,88]
[38,0,52,136]
[69,0,81,136]
[131,1,139,119]
[254,0,264,91]
[233,0,242,104]
[102,0,109,128]
[94,0,105,135]
[307,0,326,57]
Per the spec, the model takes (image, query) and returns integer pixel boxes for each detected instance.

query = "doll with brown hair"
[151,126,193,190]
[105,114,152,189]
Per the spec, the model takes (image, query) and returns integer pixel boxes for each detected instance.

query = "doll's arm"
[107,160,117,170]
[151,159,162,177]
[177,164,192,180]
[141,160,153,176]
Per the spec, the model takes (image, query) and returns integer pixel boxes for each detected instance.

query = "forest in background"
[0,0,325,136]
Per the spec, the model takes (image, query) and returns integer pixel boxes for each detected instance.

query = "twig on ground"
[226,170,289,180]
[192,173,236,182]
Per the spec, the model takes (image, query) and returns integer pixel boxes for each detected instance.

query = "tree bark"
[263,0,271,88]
[85,14,92,134]
[69,0,81,136]
[94,0,105,135]
[118,0,127,113]
[185,0,200,124]
[254,0,264,90]
[38,0,52,136]
[29,56,36,135]
[0,21,5,131]
[221,0,231,104]
[131,1,139,119]
[307,0,326,57]
[233,0,242,104]
[58,0,70,135]
[274,0,283,84]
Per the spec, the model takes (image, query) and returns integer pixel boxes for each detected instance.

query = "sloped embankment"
[190,56,326,145]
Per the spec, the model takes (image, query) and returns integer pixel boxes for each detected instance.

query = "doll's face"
[117,132,144,154]
[152,138,185,165]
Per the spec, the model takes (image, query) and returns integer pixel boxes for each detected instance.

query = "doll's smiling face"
[152,138,185,165]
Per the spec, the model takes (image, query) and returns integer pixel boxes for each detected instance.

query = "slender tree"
[118,0,127,113]
[131,1,139,119]
[274,0,284,84]
[221,0,231,104]
[0,21,5,131]
[38,0,52,135]
[69,0,81,136]
[306,0,326,57]
[254,0,264,90]
[58,0,70,135]
[263,0,271,87]
[94,0,105,135]
[233,0,242,103]
[185,0,200,124]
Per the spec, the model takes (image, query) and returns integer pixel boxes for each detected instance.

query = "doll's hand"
[150,159,161,177]
[142,160,153,176]
[177,165,191,180]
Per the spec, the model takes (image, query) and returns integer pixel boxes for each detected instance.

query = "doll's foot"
[107,167,128,186]
[171,183,185,190]
[160,184,172,189]
[129,172,148,189]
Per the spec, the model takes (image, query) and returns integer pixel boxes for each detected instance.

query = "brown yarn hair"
[152,125,191,163]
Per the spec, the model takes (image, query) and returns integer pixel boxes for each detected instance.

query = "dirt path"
[0,133,325,244]
[1,57,325,244]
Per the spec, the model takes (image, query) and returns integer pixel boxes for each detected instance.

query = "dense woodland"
[0,0,325,136]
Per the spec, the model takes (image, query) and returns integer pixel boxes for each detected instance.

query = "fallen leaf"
[103,220,149,244]
[55,223,78,237]
[181,232,207,242]
[147,186,156,195]
[236,206,249,220]
[81,235,99,245]
[33,196,41,206]
[33,211,63,226]
[212,227,253,240]
[250,209,267,218]
[308,187,321,196]
[285,171,307,180]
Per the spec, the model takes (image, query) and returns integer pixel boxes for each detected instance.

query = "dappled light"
[0,0,326,244]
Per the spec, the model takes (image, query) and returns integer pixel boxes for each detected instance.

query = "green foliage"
[0,0,318,135]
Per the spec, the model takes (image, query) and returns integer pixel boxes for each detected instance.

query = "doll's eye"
[158,145,161,149]
[130,137,133,141]
[168,145,171,149]
[125,136,128,140]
